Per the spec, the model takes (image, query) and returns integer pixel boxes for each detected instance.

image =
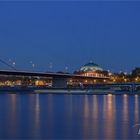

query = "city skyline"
[0,2,140,140]
[0,1,140,72]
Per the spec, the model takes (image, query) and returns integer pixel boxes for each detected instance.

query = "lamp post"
[9,59,16,68]
[49,63,53,72]
[30,61,35,71]
[65,66,68,73]
[12,62,16,67]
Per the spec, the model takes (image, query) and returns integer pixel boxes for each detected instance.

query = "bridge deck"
[0,70,109,79]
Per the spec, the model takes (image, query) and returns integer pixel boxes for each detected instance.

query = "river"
[0,92,140,139]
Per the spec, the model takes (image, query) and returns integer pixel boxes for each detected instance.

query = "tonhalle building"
[74,62,109,83]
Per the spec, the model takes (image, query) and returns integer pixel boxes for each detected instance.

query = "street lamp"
[135,77,138,82]
[8,59,16,67]
[124,78,127,82]
[49,63,53,72]
[65,66,68,73]
[30,61,35,71]
[94,80,97,83]
[32,64,35,69]
[12,62,16,67]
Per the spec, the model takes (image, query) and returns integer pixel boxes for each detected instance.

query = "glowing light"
[124,79,127,82]
[135,78,138,82]
[94,80,97,83]
[108,94,112,96]
[85,80,88,83]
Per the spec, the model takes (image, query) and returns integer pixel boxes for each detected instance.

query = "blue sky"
[0,1,140,73]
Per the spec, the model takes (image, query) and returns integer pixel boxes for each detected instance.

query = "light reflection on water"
[122,94,129,139]
[135,95,139,123]
[0,93,139,139]
[7,94,18,137]
[104,95,116,139]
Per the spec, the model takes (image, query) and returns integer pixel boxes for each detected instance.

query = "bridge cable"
[0,58,17,71]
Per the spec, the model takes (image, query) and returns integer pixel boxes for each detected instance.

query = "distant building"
[74,62,108,78]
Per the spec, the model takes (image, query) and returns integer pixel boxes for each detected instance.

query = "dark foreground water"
[0,92,140,139]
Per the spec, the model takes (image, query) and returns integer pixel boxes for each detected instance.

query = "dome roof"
[80,62,103,71]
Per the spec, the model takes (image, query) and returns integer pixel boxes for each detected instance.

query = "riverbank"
[34,89,114,95]
[0,86,139,95]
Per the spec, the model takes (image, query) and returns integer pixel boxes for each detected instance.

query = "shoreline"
[0,86,139,95]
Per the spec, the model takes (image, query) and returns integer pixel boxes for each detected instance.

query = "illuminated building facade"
[0,75,52,87]
[74,62,108,78]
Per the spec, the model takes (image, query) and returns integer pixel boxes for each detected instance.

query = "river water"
[0,92,140,139]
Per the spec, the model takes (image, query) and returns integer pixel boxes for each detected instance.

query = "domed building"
[80,62,103,72]
[74,62,107,78]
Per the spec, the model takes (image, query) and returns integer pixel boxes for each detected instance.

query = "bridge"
[0,58,110,88]
[105,83,140,92]
[0,69,140,93]
[83,83,140,92]
[2,58,140,92]
[0,70,109,88]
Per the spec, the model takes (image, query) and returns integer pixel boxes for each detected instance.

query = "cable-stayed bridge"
[0,58,109,88]
[0,58,140,92]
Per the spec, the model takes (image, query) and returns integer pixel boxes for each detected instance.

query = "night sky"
[0,1,140,73]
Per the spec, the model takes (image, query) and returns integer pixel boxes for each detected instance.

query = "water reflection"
[64,95,73,119]
[92,95,99,138]
[83,95,90,138]
[103,94,116,139]
[0,93,139,139]
[46,94,54,138]
[27,94,40,138]
[34,94,40,137]
[84,95,89,118]
[64,95,73,137]
[134,95,139,124]
[92,95,98,119]
[122,94,129,139]
[7,94,18,137]
[133,95,140,137]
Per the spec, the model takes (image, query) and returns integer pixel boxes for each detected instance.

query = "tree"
[132,67,140,77]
